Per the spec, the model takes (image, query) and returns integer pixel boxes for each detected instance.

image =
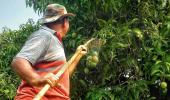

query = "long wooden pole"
[33,38,95,100]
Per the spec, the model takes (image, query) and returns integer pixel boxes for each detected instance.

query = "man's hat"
[40,4,75,24]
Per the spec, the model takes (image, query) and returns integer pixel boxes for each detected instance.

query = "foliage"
[1,0,170,99]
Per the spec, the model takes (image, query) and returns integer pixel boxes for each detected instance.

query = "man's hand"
[31,73,59,87]
[76,45,88,56]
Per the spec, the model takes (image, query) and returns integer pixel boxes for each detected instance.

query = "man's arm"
[11,33,56,87]
[68,45,87,76]
[11,58,56,87]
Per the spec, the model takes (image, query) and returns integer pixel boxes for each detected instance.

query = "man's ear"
[62,19,67,28]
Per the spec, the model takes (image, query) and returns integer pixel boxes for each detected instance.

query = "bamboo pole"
[33,38,95,100]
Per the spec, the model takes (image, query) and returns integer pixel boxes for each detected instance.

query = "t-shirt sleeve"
[15,32,51,65]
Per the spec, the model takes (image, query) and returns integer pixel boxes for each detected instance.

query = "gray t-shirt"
[15,26,66,66]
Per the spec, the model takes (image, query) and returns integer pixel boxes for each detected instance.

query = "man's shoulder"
[27,27,54,41]
[33,27,53,37]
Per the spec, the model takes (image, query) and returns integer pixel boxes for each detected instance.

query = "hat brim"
[61,13,76,18]
[40,13,75,24]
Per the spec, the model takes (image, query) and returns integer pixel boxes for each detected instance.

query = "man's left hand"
[76,45,88,55]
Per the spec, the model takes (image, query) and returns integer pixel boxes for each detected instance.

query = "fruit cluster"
[86,51,99,68]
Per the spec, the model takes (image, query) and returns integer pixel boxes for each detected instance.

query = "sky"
[0,0,41,32]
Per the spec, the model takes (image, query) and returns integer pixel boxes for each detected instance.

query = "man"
[11,4,87,100]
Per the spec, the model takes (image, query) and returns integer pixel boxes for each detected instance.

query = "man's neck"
[49,25,64,38]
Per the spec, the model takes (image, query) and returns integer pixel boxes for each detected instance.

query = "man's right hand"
[30,73,58,87]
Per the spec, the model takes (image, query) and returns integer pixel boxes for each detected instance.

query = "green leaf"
[151,70,162,76]
[165,74,170,80]
[116,43,129,48]
[97,19,107,28]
